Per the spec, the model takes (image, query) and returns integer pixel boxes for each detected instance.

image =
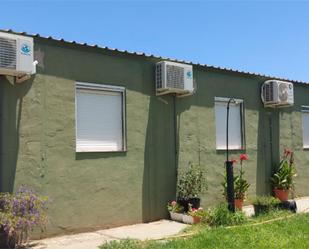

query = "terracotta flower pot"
[274,188,289,201]
[234,198,244,210]
[192,216,201,224]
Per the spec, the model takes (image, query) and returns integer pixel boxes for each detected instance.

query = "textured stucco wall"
[0,39,177,236]
[278,84,309,196]
[0,37,309,237]
[176,69,309,207]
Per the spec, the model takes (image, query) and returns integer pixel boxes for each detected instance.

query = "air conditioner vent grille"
[156,63,163,89]
[166,65,184,89]
[265,81,273,101]
[0,37,17,69]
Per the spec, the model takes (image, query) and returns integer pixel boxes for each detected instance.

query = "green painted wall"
[0,38,308,237]
[176,70,309,206]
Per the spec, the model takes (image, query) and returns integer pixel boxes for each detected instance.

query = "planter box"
[169,212,183,222]
[182,214,194,224]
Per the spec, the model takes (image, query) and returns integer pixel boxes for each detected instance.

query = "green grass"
[99,213,309,249]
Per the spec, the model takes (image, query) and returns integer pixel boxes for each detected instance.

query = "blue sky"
[1,0,309,82]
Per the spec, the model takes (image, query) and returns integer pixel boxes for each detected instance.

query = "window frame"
[301,105,309,149]
[75,82,127,153]
[214,97,246,151]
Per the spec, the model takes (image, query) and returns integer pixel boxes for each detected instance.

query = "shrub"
[251,195,281,215]
[0,186,48,246]
[177,163,207,199]
[252,195,280,207]
[203,203,247,226]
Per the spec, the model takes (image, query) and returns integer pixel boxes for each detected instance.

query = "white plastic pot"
[169,212,183,222]
[182,214,194,224]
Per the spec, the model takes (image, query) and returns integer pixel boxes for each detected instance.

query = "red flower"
[171,201,177,206]
[240,154,248,161]
[232,159,237,165]
[284,148,292,156]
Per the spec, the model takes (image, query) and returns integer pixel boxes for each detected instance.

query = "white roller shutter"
[75,83,125,152]
[215,98,244,150]
[302,106,309,149]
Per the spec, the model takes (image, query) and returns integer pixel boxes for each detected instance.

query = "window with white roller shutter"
[302,106,309,149]
[215,97,245,150]
[75,82,126,152]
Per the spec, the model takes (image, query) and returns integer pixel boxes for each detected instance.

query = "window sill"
[76,147,126,153]
[216,147,245,151]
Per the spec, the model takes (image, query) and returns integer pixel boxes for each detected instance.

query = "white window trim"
[302,106,309,149]
[75,82,126,152]
[214,97,245,150]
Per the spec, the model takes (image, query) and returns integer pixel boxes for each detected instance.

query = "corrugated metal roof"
[1,29,308,85]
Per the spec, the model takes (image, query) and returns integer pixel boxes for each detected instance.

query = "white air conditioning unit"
[0,32,36,80]
[261,80,294,108]
[155,61,194,97]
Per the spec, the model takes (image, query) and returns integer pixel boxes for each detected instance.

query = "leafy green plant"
[222,154,250,199]
[187,204,205,218]
[0,186,49,246]
[177,163,207,199]
[271,149,296,190]
[251,195,280,206]
[203,203,247,226]
[167,201,184,213]
[234,171,250,199]
[251,195,281,215]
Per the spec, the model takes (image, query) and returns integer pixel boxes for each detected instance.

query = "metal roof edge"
[1,28,308,85]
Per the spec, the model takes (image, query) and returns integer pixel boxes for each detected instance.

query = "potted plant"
[167,201,184,222]
[252,196,280,216]
[0,186,48,248]
[187,205,204,224]
[222,154,250,210]
[271,149,296,201]
[177,163,207,212]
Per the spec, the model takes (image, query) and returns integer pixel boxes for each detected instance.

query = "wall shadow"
[75,152,127,160]
[0,76,33,192]
[142,93,191,222]
[256,109,280,195]
[142,94,175,222]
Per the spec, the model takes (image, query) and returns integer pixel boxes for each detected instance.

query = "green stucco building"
[0,30,308,237]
